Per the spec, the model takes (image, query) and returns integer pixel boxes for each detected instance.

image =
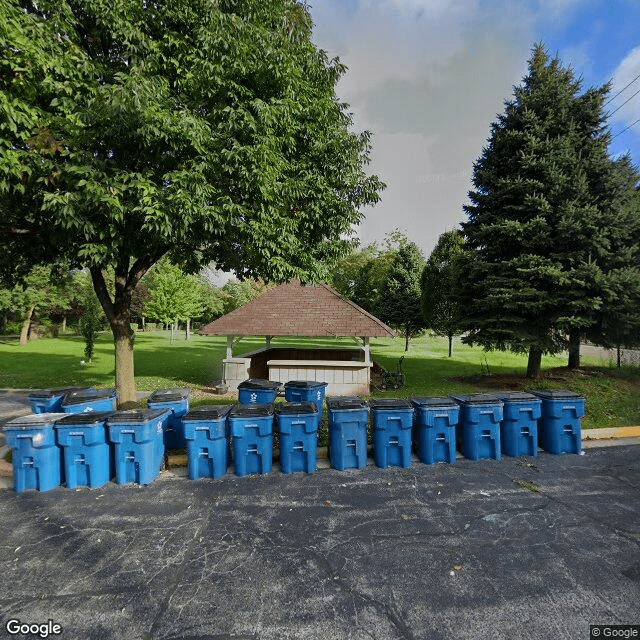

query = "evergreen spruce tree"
[586,156,640,364]
[460,43,613,377]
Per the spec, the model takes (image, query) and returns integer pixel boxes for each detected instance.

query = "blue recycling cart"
[497,392,541,457]
[182,405,232,480]
[452,394,503,461]
[28,387,89,414]
[369,399,413,469]
[531,390,585,454]
[147,388,190,450]
[326,396,369,471]
[107,409,168,485]
[61,388,117,414]
[237,379,282,405]
[228,404,274,477]
[55,412,113,489]
[275,402,319,474]
[283,381,328,422]
[3,413,67,493]
[411,397,459,465]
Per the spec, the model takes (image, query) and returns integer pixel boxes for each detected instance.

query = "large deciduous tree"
[460,43,615,377]
[0,0,384,405]
[421,230,466,357]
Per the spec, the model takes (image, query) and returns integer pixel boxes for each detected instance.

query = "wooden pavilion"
[198,279,395,395]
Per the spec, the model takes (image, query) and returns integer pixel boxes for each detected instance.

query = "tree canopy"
[376,241,426,351]
[421,230,466,357]
[459,43,622,377]
[0,0,384,404]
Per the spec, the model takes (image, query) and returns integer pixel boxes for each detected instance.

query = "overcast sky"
[309,0,640,258]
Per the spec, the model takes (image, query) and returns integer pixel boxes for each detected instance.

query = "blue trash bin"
[147,388,190,450]
[369,399,413,469]
[284,381,328,422]
[237,379,282,405]
[228,404,274,477]
[182,405,232,480]
[107,409,168,485]
[497,392,541,457]
[28,387,90,414]
[275,402,319,474]
[61,388,117,414]
[326,396,369,471]
[411,397,459,464]
[452,394,503,461]
[531,390,585,454]
[55,411,113,489]
[3,413,67,493]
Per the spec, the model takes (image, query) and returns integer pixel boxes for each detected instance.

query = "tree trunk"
[142,316,145,331]
[61,315,67,334]
[448,333,453,357]
[185,318,190,340]
[567,329,581,369]
[112,321,137,408]
[526,346,542,378]
[170,322,175,344]
[90,250,168,408]
[404,327,410,352]
[617,343,622,368]
[19,306,35,346]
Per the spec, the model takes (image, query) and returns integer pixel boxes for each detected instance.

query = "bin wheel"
[381,383,387,390]
[393,383,399,389]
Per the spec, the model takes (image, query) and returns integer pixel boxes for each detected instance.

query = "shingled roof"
[199,279,395,337]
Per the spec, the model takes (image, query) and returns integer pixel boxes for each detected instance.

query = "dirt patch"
[449,366,614,390]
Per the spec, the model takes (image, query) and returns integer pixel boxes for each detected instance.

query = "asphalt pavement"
[0,393,639,640]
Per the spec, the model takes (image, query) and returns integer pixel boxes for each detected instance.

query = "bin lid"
[183,405,232,421]
[284,380,328,389]
[61,388,116,406]
[529,389,584,400]
[147,388,191,403]
[3,413,68,430]
[497,391,540,402]
[107,409,168,424]
[55,411,114,426]
[275,402,318,415]
[411,396,459,408]
[28,386,87,399]
[451,393,503,405]
[229,404,274,418]
[368,398,412,410]
[326,396,367,410]
[237,379,283,390]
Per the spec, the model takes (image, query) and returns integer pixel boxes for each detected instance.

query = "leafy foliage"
[0,0,384,401]
[421,230,466,356]
[376,241,426,351]
[76,272,107,362]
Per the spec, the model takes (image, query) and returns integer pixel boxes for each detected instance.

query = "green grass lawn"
[0,331,638,430]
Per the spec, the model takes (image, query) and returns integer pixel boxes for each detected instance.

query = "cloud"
[610,46,640,131]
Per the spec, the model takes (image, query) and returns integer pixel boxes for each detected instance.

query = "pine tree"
[460,43,613,377]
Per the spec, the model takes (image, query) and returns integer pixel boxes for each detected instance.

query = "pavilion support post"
[361,337,371,363]
[226,336,233,360]
[265,336,272,348]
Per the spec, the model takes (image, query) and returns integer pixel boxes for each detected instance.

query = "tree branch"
[90,267,115,323]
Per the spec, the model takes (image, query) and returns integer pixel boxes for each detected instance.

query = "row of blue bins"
[4,386,584,493]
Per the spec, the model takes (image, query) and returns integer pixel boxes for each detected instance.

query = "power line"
[610,117,640,140]
[604,72,640,106]
[607,86,640,117]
